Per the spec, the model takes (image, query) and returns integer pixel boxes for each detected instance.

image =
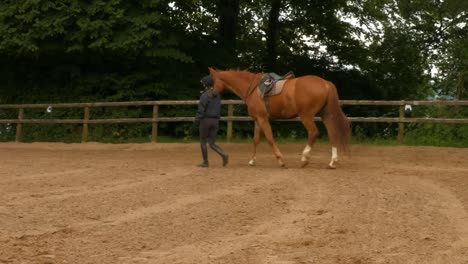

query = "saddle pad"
[257,79,287,97]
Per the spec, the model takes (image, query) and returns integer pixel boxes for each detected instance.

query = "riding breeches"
[199,118,219,144]
[199,118,226,160]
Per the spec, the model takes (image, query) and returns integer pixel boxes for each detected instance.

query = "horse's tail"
[321,82,351,153]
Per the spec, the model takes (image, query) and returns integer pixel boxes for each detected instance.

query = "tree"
[265,0,282,71]
[0,0,192,103]
[0,0,465,141]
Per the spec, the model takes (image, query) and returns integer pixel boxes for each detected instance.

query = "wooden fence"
[1,100,467,144]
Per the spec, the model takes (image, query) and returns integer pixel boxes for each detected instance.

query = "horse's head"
[208,67,262,100]
[208,67,227,94]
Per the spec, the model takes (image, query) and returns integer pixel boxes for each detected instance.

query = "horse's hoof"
[328,158,338,169]
[301,161,308,168]
[248,160,255,166]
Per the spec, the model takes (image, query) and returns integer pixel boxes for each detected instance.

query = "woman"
[194,75,229,167]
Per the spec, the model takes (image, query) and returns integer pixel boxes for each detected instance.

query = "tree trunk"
[266,0,282,72]
[456,72,466,100]
[217,0,240,64]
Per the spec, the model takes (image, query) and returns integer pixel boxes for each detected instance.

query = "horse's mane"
[225,68,263,74]
[223,69,263,81]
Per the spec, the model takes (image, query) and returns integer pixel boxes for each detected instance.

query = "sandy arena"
[0,142,467,264]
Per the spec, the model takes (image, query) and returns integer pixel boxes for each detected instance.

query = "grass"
[2,133,466,148]
[154,135,467,148]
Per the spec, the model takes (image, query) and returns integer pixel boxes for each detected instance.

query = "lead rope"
[243,75,259,101]
[243,74,272,120]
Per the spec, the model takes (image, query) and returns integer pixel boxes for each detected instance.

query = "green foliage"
[405,106,468,147]
[0,0,196,107]
[0,0,466,144]
[405,123,468,147]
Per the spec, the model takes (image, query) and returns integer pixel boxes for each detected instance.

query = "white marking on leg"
[301,145,312,161]
[329,146,338,169]
[332,146,338,161]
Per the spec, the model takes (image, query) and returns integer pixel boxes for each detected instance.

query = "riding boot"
[210,144,229,167]
[198,143,209,167]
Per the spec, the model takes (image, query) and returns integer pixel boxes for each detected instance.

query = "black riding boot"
[198,142,209,167]
[210,143,229,167]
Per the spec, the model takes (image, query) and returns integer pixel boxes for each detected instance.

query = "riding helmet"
[200,75,214,88]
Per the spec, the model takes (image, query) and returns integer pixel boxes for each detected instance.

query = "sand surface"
[1,142,467,263]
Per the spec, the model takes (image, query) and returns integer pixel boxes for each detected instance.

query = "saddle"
[257,71,294,98]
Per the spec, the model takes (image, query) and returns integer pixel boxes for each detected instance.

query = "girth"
[257,71,294,119]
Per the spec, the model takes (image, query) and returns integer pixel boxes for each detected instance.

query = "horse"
[208,67,351,169]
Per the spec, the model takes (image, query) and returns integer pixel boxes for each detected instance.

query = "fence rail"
[1,100,467,143]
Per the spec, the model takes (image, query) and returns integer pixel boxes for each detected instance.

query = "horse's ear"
[208,67,217,75]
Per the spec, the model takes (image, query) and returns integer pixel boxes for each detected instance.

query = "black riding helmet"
[200,75,214,89]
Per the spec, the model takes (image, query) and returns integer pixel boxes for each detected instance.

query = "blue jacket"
[196,89,221,121]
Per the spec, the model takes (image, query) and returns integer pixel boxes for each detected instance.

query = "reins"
[243,74,259,101]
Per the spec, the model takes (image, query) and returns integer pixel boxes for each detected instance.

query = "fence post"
[227,104,234,142]
[398,101,405,144]
[15,108,24,142]
[82,107,90,143]
[152,104,159,143]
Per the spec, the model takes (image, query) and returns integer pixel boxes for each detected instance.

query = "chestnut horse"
[208,67,351,168]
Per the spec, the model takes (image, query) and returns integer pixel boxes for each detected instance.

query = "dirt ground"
[0,142,467,264]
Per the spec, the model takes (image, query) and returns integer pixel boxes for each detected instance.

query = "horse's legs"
[322,119,339,169]
[249,122,262,166]
[328,146,338,169]
[299,116,319,168]
[257,118,285,167]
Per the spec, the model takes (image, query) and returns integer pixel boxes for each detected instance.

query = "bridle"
[242,74,259,101]
[213,72,259,101]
